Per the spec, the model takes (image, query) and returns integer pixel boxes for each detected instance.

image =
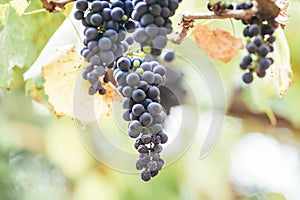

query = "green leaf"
[0,4,26,89]
[10,0,31,15]
[271,78,300,129]
[241,77,276,125]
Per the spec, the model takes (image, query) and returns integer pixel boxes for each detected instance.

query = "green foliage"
[0,0,65,89]
[0,4,26,88]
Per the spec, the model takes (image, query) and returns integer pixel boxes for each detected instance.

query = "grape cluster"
[131,0,182,56]
[239,17,276,84]
[74,0,136,95]
[113,56,168,181]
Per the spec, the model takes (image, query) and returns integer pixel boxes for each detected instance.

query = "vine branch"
[172,1,259,44]
[41,0,76,13]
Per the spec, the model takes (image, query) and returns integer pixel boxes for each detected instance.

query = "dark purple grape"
[242,72,254,84]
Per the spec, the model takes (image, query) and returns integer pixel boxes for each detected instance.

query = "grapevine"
[36,0,290,182]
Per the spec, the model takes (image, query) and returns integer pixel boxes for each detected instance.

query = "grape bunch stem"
[41,0,76,13]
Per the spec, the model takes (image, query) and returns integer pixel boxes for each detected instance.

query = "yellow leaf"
[42,45,122,124]
[192,24,244,63]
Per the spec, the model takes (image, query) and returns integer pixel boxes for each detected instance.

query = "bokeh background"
[1,1,300,200]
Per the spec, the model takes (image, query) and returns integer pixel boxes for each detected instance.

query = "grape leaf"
[192,23,244,63]
[275,0,290,27]
[256,0,281,20]
[10,0,31,15]
[0,4,26,89]
[271,27,293,96]
[24,8,82,80]
[42,45,122,124]
[241,77,277,125]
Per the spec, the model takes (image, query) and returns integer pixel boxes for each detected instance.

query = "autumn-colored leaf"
[192,24,244,63]
[270,27,293,96]
[256,0,280,20]
[42,45,122,124]
[275,0,289,27]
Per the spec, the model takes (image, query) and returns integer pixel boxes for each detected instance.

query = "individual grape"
[257,45,270,57]
[153,65,166,76]
[141,171,151,182]
[150,170,159,177]
[140,62,152,71]
[267,35,276,43]
[159,132,168,144]
[253,36,263,46]
[246,43,257,54]
[98,37,112,51]
[144,26,159,38]
[147,86,160,99]
[123,109,131,121]
[133,28,148,43]
[259,58,270,70]
[139,112,153,126]
[76,0,88,11]
[141,134,151,144]
[132,89,146,102]
[141,71,155,84]
[153,144,163,153]
[111,7,125,21]
[147,161,158,171]
[242,72,254,84]
[132,104,145,116]
[125,35,134,45]
[122,98,131,109]
[129,120,143,134]
[257,69,266,78]
[138,145,149,153]
[243,27,250,37]
[90,13,103,26]
[85,27,99,41]
[261,24,275,35]
[91,1,102,12]
[74,10,84,20]
[117,57,131,71]
[126,73,140,87]
[149,124,163,134]
[122,86,133,97]
[99,51,115,66]
[147,102,162,115]
[125,20,136,33]
[153,113,164,124]
[129,130,141,138]
[140,14,155,26]
[162,51,175,62]
[136,159,144,170]
[242,55,252,65]
[152,34,168,49]
[248,24,259,37]
[239,61,248,70]
[141,98,152,108]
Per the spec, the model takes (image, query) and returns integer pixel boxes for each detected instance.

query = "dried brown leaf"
[256,0,281,20]
[42,45,122,124]
[192,24,244,63]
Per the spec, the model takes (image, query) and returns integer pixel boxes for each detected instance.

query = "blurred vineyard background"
[1,0,300,200]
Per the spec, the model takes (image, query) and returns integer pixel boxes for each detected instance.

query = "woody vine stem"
[41,0,260,44]
[172,1,259,44]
